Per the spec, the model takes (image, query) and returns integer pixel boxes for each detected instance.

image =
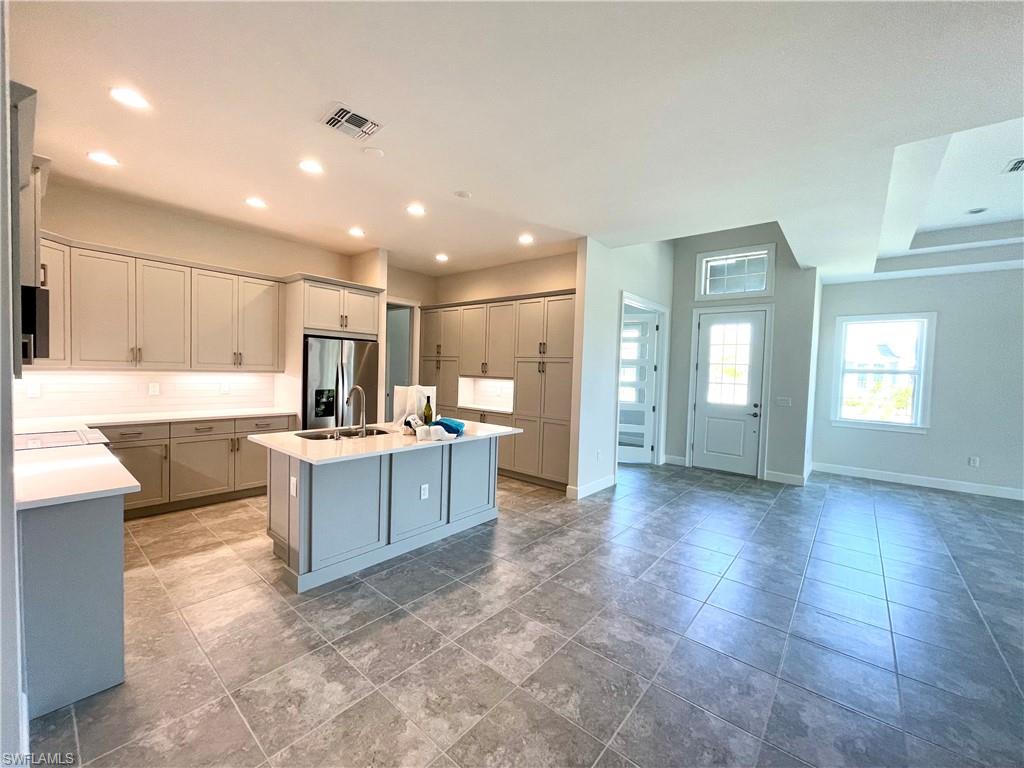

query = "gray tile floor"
[29,467,1024,767]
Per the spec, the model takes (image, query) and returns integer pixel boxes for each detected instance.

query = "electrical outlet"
[967,456,981,468]
[289,477,298,497]
[596,449,602,462]
[219,381,231,395]
[420,483,430,500]
[148,382,160,396]
[25,381,41,399]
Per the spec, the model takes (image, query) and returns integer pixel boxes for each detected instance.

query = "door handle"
[746,412,760,417]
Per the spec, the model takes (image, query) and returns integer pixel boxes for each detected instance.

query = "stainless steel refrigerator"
[303,335,379,429]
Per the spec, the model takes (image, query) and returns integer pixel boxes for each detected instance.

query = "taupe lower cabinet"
[420,357,459,409]
[457,409,514,471]
[102,414,293,513]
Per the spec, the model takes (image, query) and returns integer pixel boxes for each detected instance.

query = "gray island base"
[250,422,519,593]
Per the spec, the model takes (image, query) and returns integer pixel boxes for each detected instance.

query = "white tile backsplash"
[12,371,277,419]
[457,376,514,413]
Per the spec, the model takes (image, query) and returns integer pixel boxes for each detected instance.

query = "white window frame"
[831,312,937,434]
[694,243,776,301]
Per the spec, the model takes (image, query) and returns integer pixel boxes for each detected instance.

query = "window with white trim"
[695,244,775,300]
[832,313,936,431]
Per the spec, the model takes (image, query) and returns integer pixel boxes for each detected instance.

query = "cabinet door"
[539,420,570,483]
[70,249,136,368]
[449,439,494,521]
[421,310,441,357]
[235,434,268,490]
[191,270,238,369]
[238,277,280,371]
[137,260,191,369]
[419,357,439,388]
[541,359,573,421]
[544,295,576,357]
[169,435,235,501]
[310,456,385,568]
[485,302,516,377]
[439,307,462,357]
[512,417,541,476]
[343,288,378,334]
[486,413,515,471]
[459,305,487,376]
[437,358,460,408]
[36,240,70,366]
[513,359,543,417]
[390,448,445,541]
[304,282,343,331]
[515,298,545,358]
[110,440,170,510]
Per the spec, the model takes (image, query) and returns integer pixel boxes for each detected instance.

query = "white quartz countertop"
[15,444,141,511]
[248,421,520,465]
[15,406,297,433]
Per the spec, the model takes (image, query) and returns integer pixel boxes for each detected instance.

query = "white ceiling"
[10,2,1023,277]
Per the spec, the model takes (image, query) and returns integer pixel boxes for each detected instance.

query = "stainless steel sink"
[296,428,392,440]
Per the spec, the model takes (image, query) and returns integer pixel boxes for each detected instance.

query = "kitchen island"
[248,421,520,593]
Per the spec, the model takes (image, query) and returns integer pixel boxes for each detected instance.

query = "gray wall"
[666,222,819,482]
[812,269,1024,494]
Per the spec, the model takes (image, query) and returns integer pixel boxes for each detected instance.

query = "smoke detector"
[1003,158,1024,174]
[321,102,382,141]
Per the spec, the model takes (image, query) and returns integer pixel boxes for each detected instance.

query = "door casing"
[686,303,774,479]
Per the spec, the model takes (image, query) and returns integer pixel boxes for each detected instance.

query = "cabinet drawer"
[234,415,291,433]
[98,422,169,443]
[170,419,235,437]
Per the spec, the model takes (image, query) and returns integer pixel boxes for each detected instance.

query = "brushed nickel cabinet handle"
[137,347,142,363]
[538,341,542,354]
[537,361,542,373]
[194,425,214,432]
[254,422,270,428]
[238,351,243,366]
[40,263,48,287]
[436,344,441,355]
[163,444,168,460]
[119,431,143,438]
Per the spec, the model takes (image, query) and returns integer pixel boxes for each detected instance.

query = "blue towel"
[431,417,465,435]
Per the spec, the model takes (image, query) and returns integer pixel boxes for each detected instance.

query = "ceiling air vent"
[320,102,381,141]
[1003,158,1024,174]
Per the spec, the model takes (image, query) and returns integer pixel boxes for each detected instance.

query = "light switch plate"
[775,397,793,407]
[420,483,429,500]
[289,477,298,497]
[148,383,160,396]
[25,381,41,399]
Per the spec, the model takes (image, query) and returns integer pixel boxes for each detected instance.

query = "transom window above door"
[695,244,776,300]
[832,312,936,432]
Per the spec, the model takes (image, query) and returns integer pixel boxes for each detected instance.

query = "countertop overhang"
[15,444,141,511]
[248,421,521,465]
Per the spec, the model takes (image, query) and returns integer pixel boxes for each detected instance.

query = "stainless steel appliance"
[303,335,379,429]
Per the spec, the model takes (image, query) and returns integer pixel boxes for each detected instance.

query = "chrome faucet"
[346,385,367,438]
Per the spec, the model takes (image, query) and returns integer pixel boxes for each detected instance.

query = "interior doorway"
[690,307,769,476]
[616,294,668,465]
[384,304,412,421]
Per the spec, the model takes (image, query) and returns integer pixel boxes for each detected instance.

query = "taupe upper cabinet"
[421,308,462,357]
[237,277,280,371]
[303,281,379,335]
[136,260,191,370]
[515,295,575,357]
[460,305,487,375]
[70,249,136,368]
[193,271,280,371]
[191,270,238,370]
[484,302,515,377]
[36,240,69,367]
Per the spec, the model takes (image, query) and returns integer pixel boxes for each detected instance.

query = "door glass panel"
[706,322,752,405]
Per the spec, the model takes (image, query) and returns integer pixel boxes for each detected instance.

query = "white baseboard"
[811,462,1024,501]
[763,470,805,486]
[665,454,688,467]
[567,474,616,500]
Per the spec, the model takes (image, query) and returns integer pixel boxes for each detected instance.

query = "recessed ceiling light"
[109,87,150,110]
[453,190,472,199]
[87,150,119,166]
[245,196,268,209]
[362,147,385,158]
[348,227,365,238]
[406,202,426,217]
[518,232,535,246]
[435,253,449,263]
[967,207,988,215]
[299,158,324,175]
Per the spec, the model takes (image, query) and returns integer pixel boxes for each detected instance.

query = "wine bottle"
[423,395,433,424]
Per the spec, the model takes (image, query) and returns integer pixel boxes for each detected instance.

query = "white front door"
[618,312,658,463]
[692,310,766,475]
